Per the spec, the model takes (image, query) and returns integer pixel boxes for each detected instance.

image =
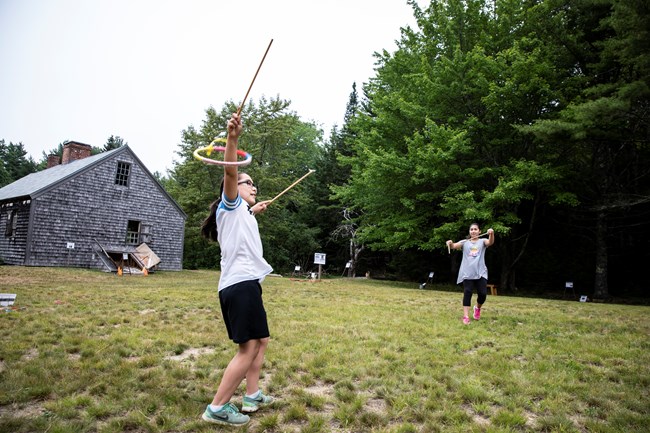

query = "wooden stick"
[448,232,491,254]
[458,232,490,244]
[267,169,315,205]
[236,39,274,116]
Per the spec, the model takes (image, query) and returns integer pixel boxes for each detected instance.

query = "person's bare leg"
[245,337,269,395]
[463,305,471,318]
[211,340,261,406]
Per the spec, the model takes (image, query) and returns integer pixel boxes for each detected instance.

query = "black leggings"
[462,277,487,307]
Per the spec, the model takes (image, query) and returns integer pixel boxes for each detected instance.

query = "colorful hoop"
[193,138,253,166]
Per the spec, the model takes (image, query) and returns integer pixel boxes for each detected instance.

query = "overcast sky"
[0,0,423,174]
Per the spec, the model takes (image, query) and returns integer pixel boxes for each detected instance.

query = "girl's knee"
[239,338,268,356]
[239,340,260,356]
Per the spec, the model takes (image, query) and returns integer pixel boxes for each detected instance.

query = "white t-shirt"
[216,192,273,291]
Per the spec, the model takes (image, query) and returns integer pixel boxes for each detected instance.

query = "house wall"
[0,200,31,265]
[25,151,185,270]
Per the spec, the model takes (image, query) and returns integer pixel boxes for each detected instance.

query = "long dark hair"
[200,174,245,242]
[201,198,221,242]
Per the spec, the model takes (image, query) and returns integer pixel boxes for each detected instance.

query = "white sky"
[0,0,422,174]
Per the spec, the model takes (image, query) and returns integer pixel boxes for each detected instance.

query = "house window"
[115,161,131,186]
[126,220,141,245]
[5,210,17,237]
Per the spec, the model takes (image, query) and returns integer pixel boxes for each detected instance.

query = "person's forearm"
[224,135,238,177]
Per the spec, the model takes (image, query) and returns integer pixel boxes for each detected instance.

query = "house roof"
[0,147,122,201]
[0,145,186,218]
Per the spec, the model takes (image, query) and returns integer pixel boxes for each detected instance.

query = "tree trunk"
[347,239,355,277]
[347,239,364,277]
[593,210,609,299]
[500,195,540,292]
[499,243,516,292]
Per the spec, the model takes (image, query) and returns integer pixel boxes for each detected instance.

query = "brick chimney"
[47,154,61,168]
[61,141,92,164]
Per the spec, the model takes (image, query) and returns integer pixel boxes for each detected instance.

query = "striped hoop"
[193,138,252,166]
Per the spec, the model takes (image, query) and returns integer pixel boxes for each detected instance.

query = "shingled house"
[0,142,186,271]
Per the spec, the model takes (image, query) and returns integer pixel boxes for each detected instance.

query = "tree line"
[167,0,647,300]
[0,135,127,186]
[3,0,648,300]
[332,0,649,299]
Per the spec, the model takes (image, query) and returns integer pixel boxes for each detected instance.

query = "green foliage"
[36,142,65,170]
[0,139,37,187]
[330,0,650,294]
[337,0,567,256]
[164,96,325,271]
[308,84,363,273]
[519,0,650,297]
[103,135,127,151]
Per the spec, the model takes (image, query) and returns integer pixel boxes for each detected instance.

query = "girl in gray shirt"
[447,223,495,324]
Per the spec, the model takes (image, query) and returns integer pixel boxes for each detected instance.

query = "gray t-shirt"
[456,239,488,284]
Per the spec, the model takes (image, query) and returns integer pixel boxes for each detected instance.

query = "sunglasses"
[237,179,256,189]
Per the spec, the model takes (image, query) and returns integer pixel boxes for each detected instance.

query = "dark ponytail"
[200,177,226,242]
[201,199,220,242]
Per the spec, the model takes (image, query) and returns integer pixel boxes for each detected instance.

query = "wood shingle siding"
[0,144,186,270]
[0,201,30,265]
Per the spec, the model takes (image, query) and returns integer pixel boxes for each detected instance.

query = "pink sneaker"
[473,306,481,320]
[463,316,470,325]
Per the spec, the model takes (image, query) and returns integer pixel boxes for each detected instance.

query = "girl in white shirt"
[200,113,274,426]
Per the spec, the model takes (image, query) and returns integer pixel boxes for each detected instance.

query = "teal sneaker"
[242,390,274,413]
[202,402,249,426]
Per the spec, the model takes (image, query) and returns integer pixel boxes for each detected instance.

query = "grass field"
[0,266,648,433]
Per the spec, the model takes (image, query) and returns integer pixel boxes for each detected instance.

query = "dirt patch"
[525,409,538,429]
[165,347,215,362]
[22,348,38,361]
[304,382,334,397]
[365,397,387,414]
[462,403,490,426]
[0,402,47,418]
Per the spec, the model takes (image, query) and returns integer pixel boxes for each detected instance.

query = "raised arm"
[223,113,243,201]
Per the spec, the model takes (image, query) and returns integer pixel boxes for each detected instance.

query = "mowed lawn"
[0,266,648,433]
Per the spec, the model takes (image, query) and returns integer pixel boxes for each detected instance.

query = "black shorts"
[219,279,269,344]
